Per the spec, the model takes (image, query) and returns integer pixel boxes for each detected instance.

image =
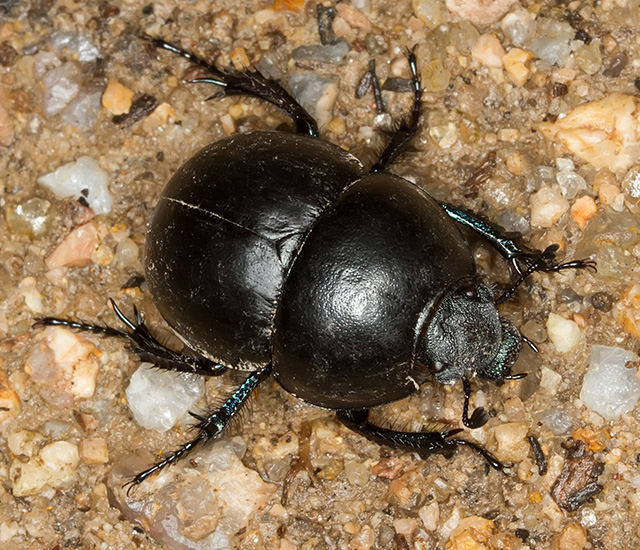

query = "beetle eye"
[433,361,446,373]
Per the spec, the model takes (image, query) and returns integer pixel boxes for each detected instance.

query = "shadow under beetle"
[38,37,595,486]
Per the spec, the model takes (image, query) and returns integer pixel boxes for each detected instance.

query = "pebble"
[125,363,204,432]
[412,0,445,28]
[447,515,497,550]
[445,0,517,27]
[613,283,640,339]
[421,59,451,92]
[0,86,13,146]
[0,364,21,422]
[570,196,597,229]
[538,93,640,171]
[419,501,439,531]
[10,440,80,497]
[291,39,350,64]
[335,3,372,31]
[48,31,100,62]
[5,197,53,238]
[38,156,112,215]
[45,220,100,269]
[580,345,640,420]
[61,79,104,130]
[41,61,82,117]
[556,170,587,199]
[550,522,588,550]
[25,326,99,407]
[203,442,277,535]
[529,186,569,228]
[500,8,536,47]
[471,34,506,68]
[18,276,44,313]
[546,313,581,353]
[494,422,529,462]
[527,18,574,66]
[539,408,573,435]
[288,74,338,130]
[502,47,534,87]
[79,437,109,464]
[102,79,134,115]
[539,366,563,395]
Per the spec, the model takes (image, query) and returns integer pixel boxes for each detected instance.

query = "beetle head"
[419,282,522,385]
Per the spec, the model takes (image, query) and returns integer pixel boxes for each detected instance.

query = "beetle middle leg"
[35,299,228,377]
[336,408,503,471]
[145,36,319,137]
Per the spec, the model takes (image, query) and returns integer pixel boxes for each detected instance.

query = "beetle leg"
[440,203,596,282]
[35,299,228,377]
[336,409,504,471]
[462,378,489,429]
[144,36,319,137]
[370,47,422,173]
[124,365,272,491]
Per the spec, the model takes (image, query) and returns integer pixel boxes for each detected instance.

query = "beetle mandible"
[39,37,595,486]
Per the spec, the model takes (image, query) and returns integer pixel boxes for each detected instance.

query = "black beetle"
[39,38,594,485]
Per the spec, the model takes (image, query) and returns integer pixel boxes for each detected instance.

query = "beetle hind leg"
[125,365,272,490]
[35,299,228,377]
[145,36,319,137]
[336,408,504,471]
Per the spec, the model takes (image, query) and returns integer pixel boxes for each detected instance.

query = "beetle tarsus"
[370,46,422,173]
[145,35,319,137]
[462,378,489,429]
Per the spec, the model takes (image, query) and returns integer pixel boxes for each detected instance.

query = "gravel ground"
[2,1,640,549]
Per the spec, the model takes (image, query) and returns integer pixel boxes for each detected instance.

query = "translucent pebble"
[556,171,587,199]
[539,408,573,435]
[48,31,101,62]
[288,74,338,129]
[495,209,530,234]
[501,9,536,47]
[291,39,350,64]
[38,156,113,214]
[580,345,640,420]
[60,81,105,130]
[126,363,204,432]
[445,23,477,56]
[421,59,451,92]
[42,62,81,117]
[527,18,574,66]
[5,197,52,238]
[574,39,602,76]
[555,157,575,172]
[412,0,444,27]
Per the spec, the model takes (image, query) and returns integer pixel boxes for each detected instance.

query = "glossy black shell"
[145,131,477,409]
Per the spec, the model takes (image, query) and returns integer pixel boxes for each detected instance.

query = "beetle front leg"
[336,409,503,471]
[440,203,596,296]
[146,36,319,137]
